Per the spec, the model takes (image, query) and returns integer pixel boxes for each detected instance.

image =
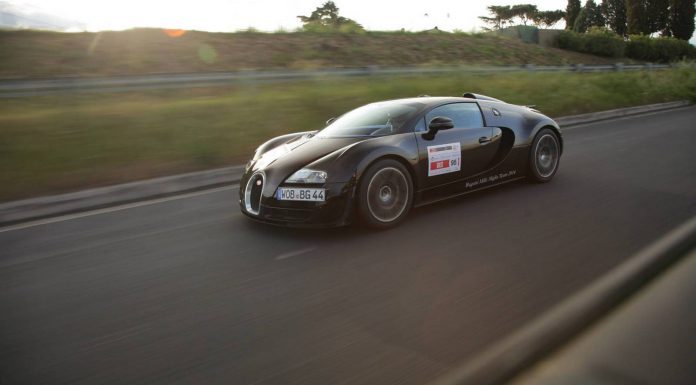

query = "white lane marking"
[275,246,318,261]
[0,185,238,233]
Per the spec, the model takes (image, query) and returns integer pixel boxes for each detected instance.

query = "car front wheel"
[528,128,560,183]
[357,159,413,229]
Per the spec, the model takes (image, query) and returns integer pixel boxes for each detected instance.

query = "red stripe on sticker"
[430,159,450,170]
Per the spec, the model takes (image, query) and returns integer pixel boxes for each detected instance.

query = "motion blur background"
[1,0,696,200]
[1,1,695,385]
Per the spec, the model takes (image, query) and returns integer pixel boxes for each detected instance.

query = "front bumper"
[239,179,356,228]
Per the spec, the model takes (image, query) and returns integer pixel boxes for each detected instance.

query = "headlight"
[286,169,327,184]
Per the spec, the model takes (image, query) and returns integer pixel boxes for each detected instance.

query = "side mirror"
[426,116,454,138]
[326,117,337,126]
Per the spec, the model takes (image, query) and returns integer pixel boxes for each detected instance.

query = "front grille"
[244,172,264,215]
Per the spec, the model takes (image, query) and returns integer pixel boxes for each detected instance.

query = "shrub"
[584,28,625,57]
[556,29,624,58]
[557,30,585,52]
[625,35,654,60]
[299,21,365,34]
[626,35,696,63]
[557,29,695,62]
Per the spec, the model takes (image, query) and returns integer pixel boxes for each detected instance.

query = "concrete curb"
[554,100,690,127]
[0,166,245,226]
[0,100,690,226]
[429,215,696,385]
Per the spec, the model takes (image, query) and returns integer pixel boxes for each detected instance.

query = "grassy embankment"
[0,28,635,79]
[2,68,696,202]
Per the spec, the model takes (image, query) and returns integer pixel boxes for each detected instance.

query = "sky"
[2,0,695,44]
[0,0,578,32]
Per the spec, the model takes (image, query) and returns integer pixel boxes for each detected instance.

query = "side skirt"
[413,176,526,208]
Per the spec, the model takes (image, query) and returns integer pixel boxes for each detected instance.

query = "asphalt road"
[1,107,695,385]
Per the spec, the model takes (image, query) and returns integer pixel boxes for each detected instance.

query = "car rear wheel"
[358,159,413,229]
[528,128,560,183]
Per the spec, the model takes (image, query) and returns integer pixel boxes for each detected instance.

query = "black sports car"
[239,93,562,228]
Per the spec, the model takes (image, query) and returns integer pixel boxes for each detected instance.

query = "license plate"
[276,187,325,202]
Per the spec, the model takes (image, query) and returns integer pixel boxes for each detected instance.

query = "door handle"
[479,136,491,144]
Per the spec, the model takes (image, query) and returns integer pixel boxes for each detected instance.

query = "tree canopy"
[573,0,604,33]
[479,4,565,30]
[625,0,694,38]
[647,0,670,34]
[511,4,539,25]
[668,0,696,40]
[566,0,582,30]
[602,0,628,36]
[533,10,567,28]
[297,1,363,31]
[479,5,515,30]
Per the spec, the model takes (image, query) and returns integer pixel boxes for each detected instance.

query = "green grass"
[1,68,696,202]
[0,29,636,79]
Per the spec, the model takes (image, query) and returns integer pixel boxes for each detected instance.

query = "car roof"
[371,96,480,108]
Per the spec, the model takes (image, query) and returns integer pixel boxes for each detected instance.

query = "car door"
[415,102,499,189]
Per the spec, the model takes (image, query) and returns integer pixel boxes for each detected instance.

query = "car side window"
[425,103,484,129]
[413,117,427,132]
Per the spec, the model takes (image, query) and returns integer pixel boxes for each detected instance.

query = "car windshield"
[316,102,421,137]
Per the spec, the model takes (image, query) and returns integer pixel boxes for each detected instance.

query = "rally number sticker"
[427,143,461,176]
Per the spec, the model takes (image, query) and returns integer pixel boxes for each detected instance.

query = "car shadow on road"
[238,179,541,243]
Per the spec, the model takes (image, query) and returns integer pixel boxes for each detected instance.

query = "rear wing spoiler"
[462,93,504,103]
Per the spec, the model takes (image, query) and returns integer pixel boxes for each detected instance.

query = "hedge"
[556,29,696,62]
[625,35,696,62]
[557,29,625,58]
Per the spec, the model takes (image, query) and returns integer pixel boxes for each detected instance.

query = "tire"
[357,159,413,229]
[528,128,560,183]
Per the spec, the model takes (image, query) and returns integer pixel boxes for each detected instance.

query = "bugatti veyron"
[239,93,562,228]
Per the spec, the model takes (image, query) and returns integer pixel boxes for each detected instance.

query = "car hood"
[249,135,366,188]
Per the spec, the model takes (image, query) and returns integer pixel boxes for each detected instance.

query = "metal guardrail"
[0,63,682,97]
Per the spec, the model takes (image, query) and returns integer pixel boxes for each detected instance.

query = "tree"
[510,4,538,25]
[480,4,565,30]
[668,0,696,40]
[573,7,589,32]
[532,10,567,28]
[626,0,649,34]
[566,0,582,30]
[647,0,669,34]
[297,1,363,31]
[585,0,606,28]
[573,1,604,33]
[626,0,675,35]
[479,5,515,30]
[602,0,627,36]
